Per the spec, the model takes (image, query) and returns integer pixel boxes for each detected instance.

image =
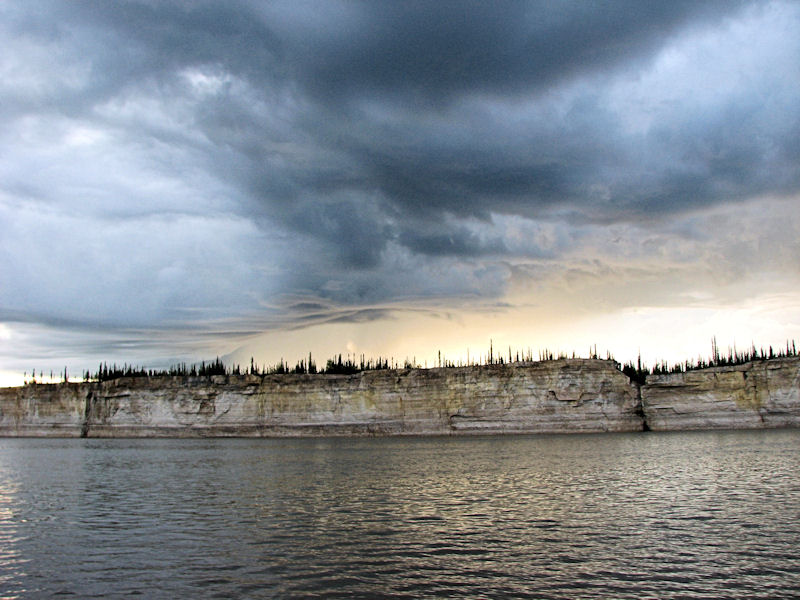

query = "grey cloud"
[294,1,749,104]
[2,0,800,373]
[285,302,332,313]
[281,198,392,268]
[319,308,395,326]
[397,226,506,258]
[9,1,787,229]
[53,4,800,225]
[20,1,746,108]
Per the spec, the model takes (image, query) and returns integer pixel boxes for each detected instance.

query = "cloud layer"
[2,1,799,376]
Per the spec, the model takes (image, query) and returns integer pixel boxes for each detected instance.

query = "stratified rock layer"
[642,356,800,430]
[0,359,642,437]
[4,357,799,436]
[0,383,87,437]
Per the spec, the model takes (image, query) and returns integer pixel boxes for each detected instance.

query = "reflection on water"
[0,431,799,598]
[0,479,28,597]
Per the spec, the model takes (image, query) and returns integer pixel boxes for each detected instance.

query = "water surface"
[1,431,799,598]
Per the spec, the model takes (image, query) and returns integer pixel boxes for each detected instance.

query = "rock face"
[4,357,798,437]
[0,383,87,437]
[642,356,800,430]
[0,359,642,437]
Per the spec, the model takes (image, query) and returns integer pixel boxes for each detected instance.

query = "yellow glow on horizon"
[0,371,78,388]
[0,371,24,388]
[228,291,800,372]
[2,291,798,387]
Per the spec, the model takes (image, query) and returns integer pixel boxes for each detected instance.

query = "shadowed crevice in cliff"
[81,389,93,438]
[635,384,650,432]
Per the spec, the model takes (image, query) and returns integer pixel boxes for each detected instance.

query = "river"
[1,430,799,598]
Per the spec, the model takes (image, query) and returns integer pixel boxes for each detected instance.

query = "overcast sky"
[2,1,799,383]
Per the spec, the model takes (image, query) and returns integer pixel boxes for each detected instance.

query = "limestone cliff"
[641,356,800,430]
[0,382,87,436]
[0,359,642,437]
[4,356,798,437]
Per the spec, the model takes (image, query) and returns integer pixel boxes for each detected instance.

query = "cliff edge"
[641,356,800,430]
[3,356,798,437]
[0,359,641,437]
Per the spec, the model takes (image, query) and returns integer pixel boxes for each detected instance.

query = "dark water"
[1,431,799,599]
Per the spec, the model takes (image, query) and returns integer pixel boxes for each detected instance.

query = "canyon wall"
[641,356,800,431]
[0,359,642,437]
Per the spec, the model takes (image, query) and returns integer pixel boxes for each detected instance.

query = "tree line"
[21,337,798,385]
[620,337,798,385]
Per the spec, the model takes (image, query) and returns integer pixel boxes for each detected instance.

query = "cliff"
[642,356,800,431]
[0,382,87,437]
[3,356,799,437]
[0,359,642,437]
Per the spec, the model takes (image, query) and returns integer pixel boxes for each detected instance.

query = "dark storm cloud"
[397,226,506,258]
[2,0,800,370]
[9,1,790,227]
[280,198,392,268]
[294,1,746,102]
[34,1,737,99]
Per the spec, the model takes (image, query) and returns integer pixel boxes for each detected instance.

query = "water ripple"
[0,431,799,598]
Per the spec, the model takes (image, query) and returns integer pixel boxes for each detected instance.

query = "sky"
[2,1,800,385]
